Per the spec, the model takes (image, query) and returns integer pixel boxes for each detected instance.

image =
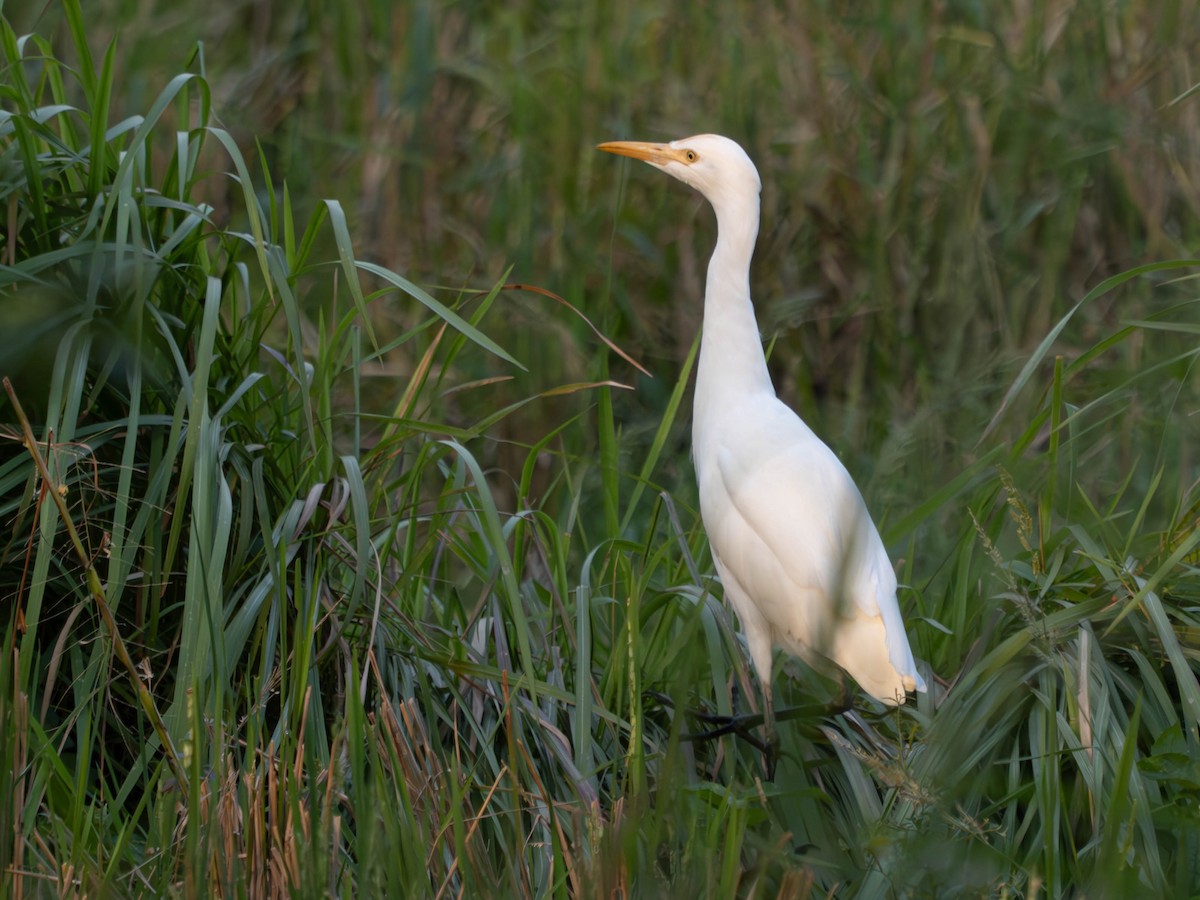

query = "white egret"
[598,134,927,752]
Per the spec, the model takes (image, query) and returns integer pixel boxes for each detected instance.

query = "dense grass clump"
[3,1,1200,897]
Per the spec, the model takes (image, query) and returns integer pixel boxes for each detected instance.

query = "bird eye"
[685,150,697,162]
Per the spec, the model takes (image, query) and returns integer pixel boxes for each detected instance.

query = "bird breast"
[694,394,896,661]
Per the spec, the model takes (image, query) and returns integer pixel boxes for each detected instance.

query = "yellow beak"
[597,140,687,165]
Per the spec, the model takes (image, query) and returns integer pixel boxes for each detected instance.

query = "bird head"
[598,134,762,213]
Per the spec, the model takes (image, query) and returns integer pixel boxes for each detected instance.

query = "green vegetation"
[3,0,1199,896]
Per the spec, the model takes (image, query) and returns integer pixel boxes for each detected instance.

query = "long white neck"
[693,193,774,439]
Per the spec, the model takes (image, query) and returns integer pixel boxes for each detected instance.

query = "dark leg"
[762,687,779,780]
[832,671,854,714]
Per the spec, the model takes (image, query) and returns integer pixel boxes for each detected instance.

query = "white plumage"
[599,134,926,741]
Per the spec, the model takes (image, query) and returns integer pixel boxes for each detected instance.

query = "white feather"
[600,133,927,710]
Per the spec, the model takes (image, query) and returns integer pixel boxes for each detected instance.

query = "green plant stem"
[4,375,188,790]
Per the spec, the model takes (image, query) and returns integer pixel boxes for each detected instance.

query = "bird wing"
[697,396,925,696]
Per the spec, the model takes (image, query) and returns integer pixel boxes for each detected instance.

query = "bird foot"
[683,702,780,779]
[683,711,768,746]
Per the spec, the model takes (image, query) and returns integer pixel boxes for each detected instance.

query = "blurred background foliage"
[3,0,1200,896]
[15,0,1199,499]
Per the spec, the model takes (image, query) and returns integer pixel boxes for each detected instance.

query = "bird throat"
[694,221,774,432]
